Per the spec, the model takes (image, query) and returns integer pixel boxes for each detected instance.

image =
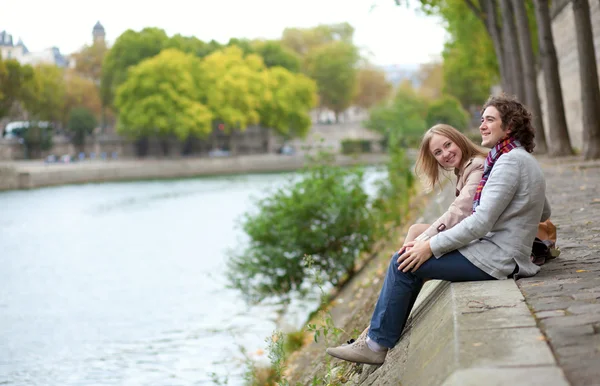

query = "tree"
[0,58,35,120]
[281,22,355,57]
[365,82,429,147]
[71,41,108,84]
[417,61,444,99]
[114,48,213,144]
[418,0,499,108]
[305,41,359,121]
[511,0,548,153]
[201,46,267,132]
[425,95,470,130]
[353,66,392,110]
[258,66,317,138]
[101,27,170,109]
[533,0,574,156]
[572,0,600,159]
[24,64,66,123]
[252,40,301,72]
[62,71,103,126]
[499,0,525,98]
[166,34,220,58]
[68,107,97,152]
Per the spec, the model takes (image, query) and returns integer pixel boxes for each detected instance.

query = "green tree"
[101,27,170,108]
[24,64,66,123]
[366,82,429,147]
[114,48,213,141]
[201,46,267,132]
[281,22,355,57]
[435,0,499,108]
[425,95,470,130]
[258,66,317,138]
[253,40,301,72]
[166,34,220,58]
[0,57,35,120]
[68,107,97,152]
[306,41,359,121]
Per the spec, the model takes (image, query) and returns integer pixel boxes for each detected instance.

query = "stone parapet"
[0,152,392,191]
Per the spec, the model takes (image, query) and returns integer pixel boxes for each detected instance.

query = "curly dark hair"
[481,94,536,153]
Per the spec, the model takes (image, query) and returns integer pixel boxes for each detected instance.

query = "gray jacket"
[430,148,551,279]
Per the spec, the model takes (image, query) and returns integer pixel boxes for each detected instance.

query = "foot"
[326,333,387,365]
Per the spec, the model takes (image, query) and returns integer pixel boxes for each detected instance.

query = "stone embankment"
[285,156,599,386]
[0,153,388,191]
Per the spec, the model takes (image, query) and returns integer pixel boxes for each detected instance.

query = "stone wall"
[0,152,390,191]
[538,0,600,151]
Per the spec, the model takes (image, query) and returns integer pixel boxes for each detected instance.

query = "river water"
[0,167,385,386]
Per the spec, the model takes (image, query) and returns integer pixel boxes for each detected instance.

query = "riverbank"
[0,152,391,191]
[279,155,599,385]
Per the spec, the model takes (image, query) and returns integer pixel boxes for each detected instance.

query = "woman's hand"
[397,241,415,255]
[397,240,433,272]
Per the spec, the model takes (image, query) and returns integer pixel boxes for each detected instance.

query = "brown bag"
[537,219,557,245]
[531,219,560,266]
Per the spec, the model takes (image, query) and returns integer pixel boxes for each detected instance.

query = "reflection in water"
[0,167,385,385]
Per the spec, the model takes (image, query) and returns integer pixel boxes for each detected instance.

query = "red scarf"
[472,136,522,213]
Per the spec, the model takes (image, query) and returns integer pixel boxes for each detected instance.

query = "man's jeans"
[368,250,496,348]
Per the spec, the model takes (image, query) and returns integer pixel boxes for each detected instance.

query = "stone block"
[442,367,569,386]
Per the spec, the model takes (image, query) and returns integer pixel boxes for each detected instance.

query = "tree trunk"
[533,0,574,156]
[500,0,526,99]
[479,0,511,92]
[511,0,548,153]
[572,0,600,159]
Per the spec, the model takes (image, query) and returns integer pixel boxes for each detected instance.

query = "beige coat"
[417,156,485,241]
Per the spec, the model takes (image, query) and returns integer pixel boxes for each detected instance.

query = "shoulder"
[497,148,531,166]
[463,156,485,175]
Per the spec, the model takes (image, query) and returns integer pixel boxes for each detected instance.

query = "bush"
[425,95,470,131]
[227,152,375,304]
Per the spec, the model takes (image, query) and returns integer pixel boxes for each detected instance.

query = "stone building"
[0,29,67,67]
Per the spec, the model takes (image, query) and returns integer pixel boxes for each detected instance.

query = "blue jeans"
[368,250,496,348]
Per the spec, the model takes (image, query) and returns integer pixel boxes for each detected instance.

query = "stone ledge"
[369,280,570,385]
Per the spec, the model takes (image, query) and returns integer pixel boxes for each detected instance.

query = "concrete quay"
[0,152,388,191]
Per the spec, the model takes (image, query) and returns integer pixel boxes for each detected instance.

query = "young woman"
[326,123,488,365]
[403,123,487,247]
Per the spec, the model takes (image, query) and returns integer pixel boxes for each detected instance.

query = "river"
[0,167,385,386]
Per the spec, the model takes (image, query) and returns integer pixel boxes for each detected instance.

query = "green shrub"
[227,152,376,304]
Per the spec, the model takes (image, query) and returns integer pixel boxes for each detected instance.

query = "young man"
[326,95,551,365]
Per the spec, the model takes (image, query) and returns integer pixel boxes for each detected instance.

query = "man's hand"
[397,240,433,272]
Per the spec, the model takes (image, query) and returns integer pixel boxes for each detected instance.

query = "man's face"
[479,106,510,148]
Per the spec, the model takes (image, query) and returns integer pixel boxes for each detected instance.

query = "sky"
[0,0,447,67]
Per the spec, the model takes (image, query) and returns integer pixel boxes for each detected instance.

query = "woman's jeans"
[368,250,496,348]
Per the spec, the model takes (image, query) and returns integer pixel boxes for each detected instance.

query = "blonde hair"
[415,124,487,191]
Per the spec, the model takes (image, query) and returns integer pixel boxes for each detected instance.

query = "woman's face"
[429,133,463,169]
